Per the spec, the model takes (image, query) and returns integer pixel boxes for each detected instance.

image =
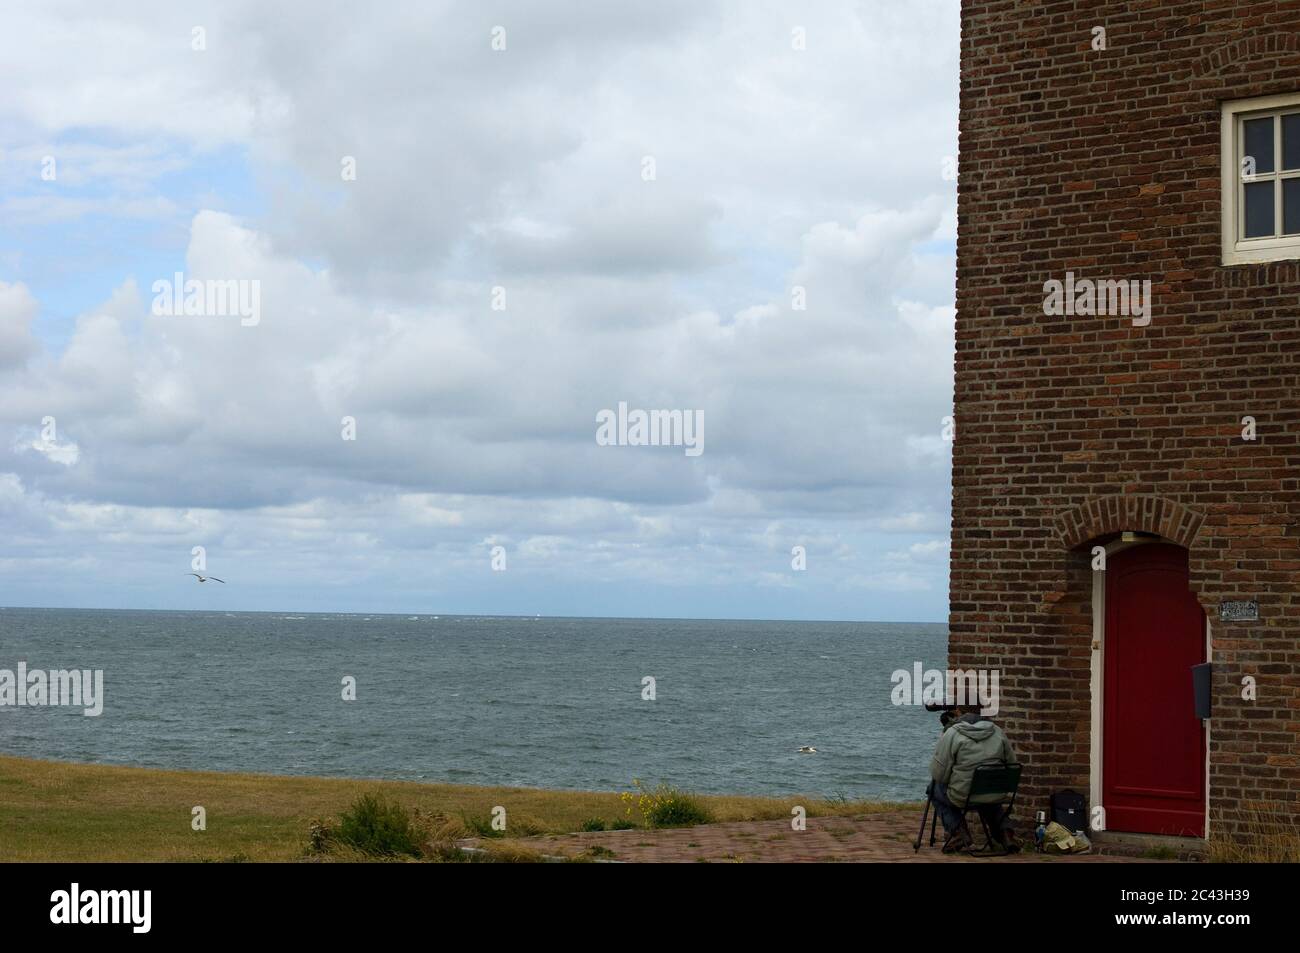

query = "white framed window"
[1221,92,1300,265]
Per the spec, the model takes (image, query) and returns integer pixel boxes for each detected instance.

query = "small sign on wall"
[1219,600,1259,622]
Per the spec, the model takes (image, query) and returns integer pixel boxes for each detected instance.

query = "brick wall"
[953,0,1300,844]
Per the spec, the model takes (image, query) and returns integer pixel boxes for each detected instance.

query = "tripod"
[914,781,939,852]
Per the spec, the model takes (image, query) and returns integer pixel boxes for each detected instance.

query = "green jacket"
[930,714,1015,808]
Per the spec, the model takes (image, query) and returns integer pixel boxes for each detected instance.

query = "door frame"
[1089,536,1210,839]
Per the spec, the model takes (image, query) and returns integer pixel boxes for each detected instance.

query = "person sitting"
[928,706,1020,853]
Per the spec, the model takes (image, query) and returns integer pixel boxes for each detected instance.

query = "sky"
[0,0,960,621]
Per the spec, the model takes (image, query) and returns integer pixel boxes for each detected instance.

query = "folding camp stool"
[914,763,1022,856]
[961,762,1022,856]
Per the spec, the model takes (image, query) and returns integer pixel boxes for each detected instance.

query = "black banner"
[0,861,1274,939]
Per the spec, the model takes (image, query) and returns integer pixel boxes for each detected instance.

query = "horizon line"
[0,604,946,627]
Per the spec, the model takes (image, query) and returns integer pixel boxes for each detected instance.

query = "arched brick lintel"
[1195,33,1300,77]
[1054,494,1206,552]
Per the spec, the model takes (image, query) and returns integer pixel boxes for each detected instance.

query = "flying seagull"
[186,573,226,584]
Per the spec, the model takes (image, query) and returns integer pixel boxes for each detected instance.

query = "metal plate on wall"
[1219,600,1259,622]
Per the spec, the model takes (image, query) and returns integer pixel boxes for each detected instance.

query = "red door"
[1103,543,1206,837]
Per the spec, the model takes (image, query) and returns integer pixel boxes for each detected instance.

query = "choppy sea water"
[0,608,945,801]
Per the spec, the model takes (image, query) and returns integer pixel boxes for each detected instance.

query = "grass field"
[0,755,903,862]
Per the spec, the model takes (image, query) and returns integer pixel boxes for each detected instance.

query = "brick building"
[952,1,1299,845]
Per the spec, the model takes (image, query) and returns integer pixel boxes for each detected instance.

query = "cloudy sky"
[0,1,959,621]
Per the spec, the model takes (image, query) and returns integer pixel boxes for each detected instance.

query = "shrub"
[461,812,505,839]
[335,793,421,857]
[1209,804,1300,863]
[620,780,715,829]
[1141,845,1177,860]
[306,819,334,854]
[479,842,546,863]
[580,817,607,832]
[460,810,546,838]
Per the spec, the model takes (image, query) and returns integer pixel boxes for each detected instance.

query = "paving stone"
[461,809,1158,863]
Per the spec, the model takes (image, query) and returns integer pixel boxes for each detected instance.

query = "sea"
[0,608,946,801]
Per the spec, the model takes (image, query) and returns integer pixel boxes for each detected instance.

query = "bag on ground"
[1042,820,1091,854]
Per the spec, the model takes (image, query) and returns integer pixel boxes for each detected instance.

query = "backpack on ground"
[1050,789,1087,833]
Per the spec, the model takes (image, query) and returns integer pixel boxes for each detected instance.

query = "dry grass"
[1208,803,1300,863]
[0,755,908,862]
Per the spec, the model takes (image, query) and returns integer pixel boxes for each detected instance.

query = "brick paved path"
[463,809,1155,863]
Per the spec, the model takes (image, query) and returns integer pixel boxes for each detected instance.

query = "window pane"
[1244,180,1275,237]
[1284,114,1300,170]
[1244,117,1275,174]
[1285,178,1300,235]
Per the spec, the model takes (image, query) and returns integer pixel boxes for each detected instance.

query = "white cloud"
[13,429,79,466]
